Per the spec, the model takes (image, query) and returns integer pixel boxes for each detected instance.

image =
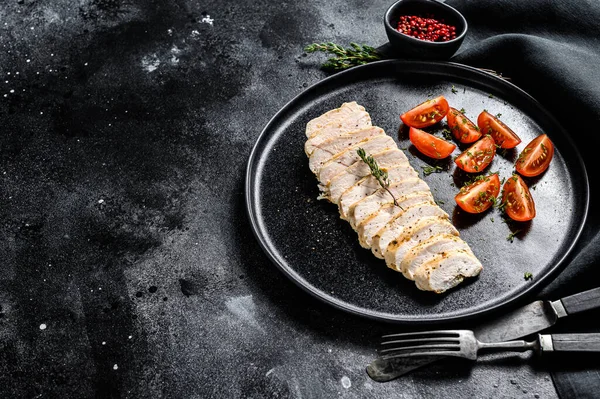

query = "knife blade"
[367,287,600,382]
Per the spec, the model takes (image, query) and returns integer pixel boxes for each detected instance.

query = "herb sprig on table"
[304,42,382,71]
[357,148,401,208]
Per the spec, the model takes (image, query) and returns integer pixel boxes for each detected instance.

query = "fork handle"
[478,340,535,352]
[544,333,600,352]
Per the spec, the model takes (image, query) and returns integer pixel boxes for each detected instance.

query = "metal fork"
[379,330,600,361]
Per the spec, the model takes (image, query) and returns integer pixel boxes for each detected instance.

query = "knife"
[367,287,600,382]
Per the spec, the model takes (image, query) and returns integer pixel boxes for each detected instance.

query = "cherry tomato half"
[502,174,536,222]
[454,135,496,173]
[477,111,521,149]
[515,134,554,177]
[455,174,501,214]
[400,96,449,128]
[447,108,482,143]
[409,127,456,159]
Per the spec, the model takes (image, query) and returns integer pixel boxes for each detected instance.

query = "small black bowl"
[384,0,468,60]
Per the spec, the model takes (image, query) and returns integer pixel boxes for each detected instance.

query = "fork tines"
[379,330,465,360]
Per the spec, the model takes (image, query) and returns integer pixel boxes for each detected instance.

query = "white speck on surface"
[141,54,160,73]
[9,89,14,93]
[128,335,132,339]
[167,28,173,36]
[341,376,351,389]
[102,341,106,345]
[201,15,214,25]
[170,46,181,65]
[113,364,118,370]
[26,59,30,63]
[39,324,47,330]
[84,62,88,66]
[265,368,275,377]
[191,30,200,37]
[98,199,104,204]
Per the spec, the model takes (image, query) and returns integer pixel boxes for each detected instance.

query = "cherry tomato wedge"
[409,127,456,159]
[400,96,449,128]
[447,108,482,143]
[477,111,521,149]
[515,134,554,177]
[502,174,536,222]
[455,174,501,214]
[454,135,496,173]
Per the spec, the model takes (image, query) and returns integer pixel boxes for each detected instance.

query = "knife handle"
[559,287,600,316]
[544,333,600,352]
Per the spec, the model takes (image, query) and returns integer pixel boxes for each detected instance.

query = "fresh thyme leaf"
[524,272,533,281]
[490,217,494,223]
[421,165,444,176]
[357,148,402,208]
[441,128,453,141]
[459,108,466,114]
[488,94,495,98]
[451,85,458,94]
[506,229,522,243]
[496,113,502,118]
[304,42,382,71]
[436,199,445,205]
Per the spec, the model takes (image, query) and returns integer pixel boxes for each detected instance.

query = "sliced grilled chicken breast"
[383,217,459,268]
[349,178,432,229]
[305,102,371,139]
[308,127,385,174]
[398,234,473,279]
[338,166,418,221]
[305,102,483,293]
[414,250,483,293]
[318,136,399,188]
[356,192,435,248]
[372,203,449,259]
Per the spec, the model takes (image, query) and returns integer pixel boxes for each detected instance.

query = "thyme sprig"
[304,42,382,71]
[357,148,401,208]
[506,229,522,243]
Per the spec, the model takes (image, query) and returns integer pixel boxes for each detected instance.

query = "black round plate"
[245,60,589,324]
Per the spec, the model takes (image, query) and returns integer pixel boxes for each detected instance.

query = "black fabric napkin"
[446,0,600,397]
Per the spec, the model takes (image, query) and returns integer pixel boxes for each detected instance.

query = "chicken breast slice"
[356,192,435,249]
[326,149,409,203]
[305,106,373,155]
[318,137,400,188]
[349,178,432,229]
[305,102,371,139]
[308,127,385,174]
[397,234,473,279]
[338,166,418,221]
[372,203,449,259]
[414,250,483,293]
[382,217,459,269]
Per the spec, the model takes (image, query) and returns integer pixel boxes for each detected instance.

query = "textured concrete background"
[0,1,558,397]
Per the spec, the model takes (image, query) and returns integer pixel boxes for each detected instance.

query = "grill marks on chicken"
[305,102,482,293]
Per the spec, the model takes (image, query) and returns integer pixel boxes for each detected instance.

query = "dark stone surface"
[0,1,558,398]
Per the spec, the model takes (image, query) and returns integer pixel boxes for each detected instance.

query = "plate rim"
[245,59,590,324]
